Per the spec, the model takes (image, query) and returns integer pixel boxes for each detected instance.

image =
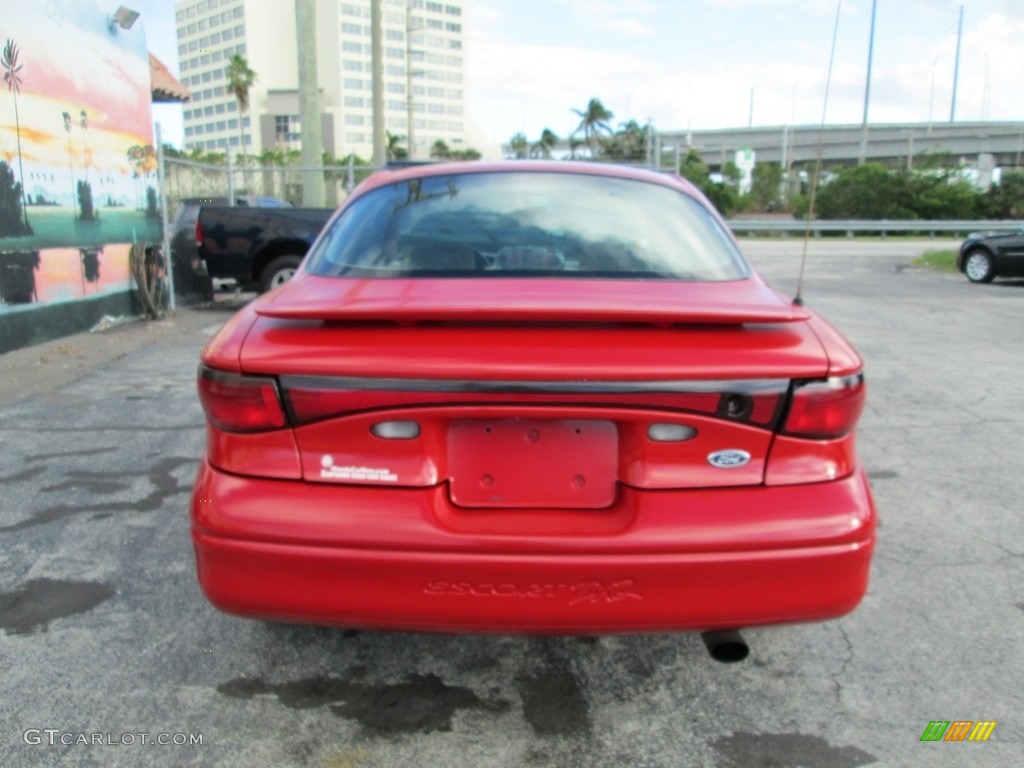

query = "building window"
[344,114,366,126]
[426,19,442,29]
[444,5,461,16]
[446,22,461,32]
[346,133,366,142]
[385,29,404,42]
[342,41,362,53]
[386,65,405,77]
[344,78,364,89]
[446,55,462,66]
[426,2,443,12]
[228,118,238,129]
[446,105,462,115]
[217,120,227,131]
[341,4,361,16]
[427,87,444,98]
[343,60,363,72]
[447,39,461,50]
[188,23,197,34]
[222,28,233,41]
[386,100,406,111]
[342,22,361,34]
[216,103,226,114]
[386,47,404,59]
[344,96,365,108]
[446,88,461,99]
[427,103,445,114]
[233,6,243,18]
[447,121,463,131]
[274,115,301,142]
[446,72,462,83]
[386,82,406,94]
[204,106,214,116]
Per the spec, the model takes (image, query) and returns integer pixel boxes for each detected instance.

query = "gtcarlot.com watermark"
[24,729,203,746]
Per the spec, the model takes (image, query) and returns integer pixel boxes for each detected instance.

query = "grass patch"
[913,248,958,272]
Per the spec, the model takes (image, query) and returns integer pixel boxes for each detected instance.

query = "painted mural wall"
[0,1,159,334]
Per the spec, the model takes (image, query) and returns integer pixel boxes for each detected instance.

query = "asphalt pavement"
[0,239,1020,767]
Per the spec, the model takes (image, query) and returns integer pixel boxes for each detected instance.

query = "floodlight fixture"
[109,6,140,32]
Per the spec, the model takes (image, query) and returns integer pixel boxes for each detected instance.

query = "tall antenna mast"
[795,0,844,307]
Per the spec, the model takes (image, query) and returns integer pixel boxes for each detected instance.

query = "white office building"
[174,0,468,160]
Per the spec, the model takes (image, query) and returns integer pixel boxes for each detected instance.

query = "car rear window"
[305,171,750,281]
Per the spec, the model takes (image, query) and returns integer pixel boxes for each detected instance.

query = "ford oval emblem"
[708,449,751,468]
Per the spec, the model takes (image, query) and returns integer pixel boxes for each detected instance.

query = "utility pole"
[950,4,963,122]
[858,0,877,165]
[371,0,385,166]
[748,87,754,128]
[406,1,416,160]
[295,0,325,205]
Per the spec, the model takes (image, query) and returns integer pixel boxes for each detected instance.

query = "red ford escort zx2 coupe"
[191,162,875,659]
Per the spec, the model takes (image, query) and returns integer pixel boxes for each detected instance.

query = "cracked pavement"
[0,240,1020,767]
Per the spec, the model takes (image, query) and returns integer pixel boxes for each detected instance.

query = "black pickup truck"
[195,203,335,292]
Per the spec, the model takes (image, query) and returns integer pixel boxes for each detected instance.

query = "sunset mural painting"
[0,2,160,352]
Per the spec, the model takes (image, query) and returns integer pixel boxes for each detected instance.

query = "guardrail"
[725,219,1024,238]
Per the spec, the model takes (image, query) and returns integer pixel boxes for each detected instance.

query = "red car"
[191,162,875,658]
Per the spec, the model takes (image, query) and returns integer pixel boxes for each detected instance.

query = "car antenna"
[795,0,843,307]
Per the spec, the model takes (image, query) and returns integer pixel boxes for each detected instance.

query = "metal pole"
[226,150,235,204]
[858,0,877,164]
[405,1,416,160]
[155,122,175,311]
[950,4,963,122]
[296,0,326,205]
[370,0,385,166]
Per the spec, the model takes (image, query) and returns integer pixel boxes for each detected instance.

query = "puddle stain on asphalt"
[0,457,194,533]
[517,670,591,737]
[218,674,509,734]
[0,578,115,635]
[25,447,118,462]
[0,466,46,485]
[867,470,899,481]
[711,732,877,767]
[43,472,132,494]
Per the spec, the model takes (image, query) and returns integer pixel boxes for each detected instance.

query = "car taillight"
[197,366,287,433]
[195,218,203,247]
[782,374,865,439]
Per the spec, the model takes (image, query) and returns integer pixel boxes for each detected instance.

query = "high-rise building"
[173,0,468,160]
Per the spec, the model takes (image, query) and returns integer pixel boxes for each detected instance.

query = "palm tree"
[2,38,30,232]
[80,110,90,184]
[571,98,614,158]
[386,130,407,160]
[62,110,78,215]
[430,139,451,160]
[509,132,528,159]
[532,128,558,159]
[227,54,257,181]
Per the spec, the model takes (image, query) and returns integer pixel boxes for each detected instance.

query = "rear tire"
[963,249,995,283]
[259,255,302,293]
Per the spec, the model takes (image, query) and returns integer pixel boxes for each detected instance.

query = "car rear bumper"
[190,461,876,633]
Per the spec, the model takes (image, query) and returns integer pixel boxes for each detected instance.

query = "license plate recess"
[448,419,617,509]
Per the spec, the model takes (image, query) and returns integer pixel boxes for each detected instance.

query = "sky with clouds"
[142,0,1024,149]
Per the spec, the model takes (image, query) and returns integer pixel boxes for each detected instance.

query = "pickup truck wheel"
[260,255,302,293]
[963,249,995,283]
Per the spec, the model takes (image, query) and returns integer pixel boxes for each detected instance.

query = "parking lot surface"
[1,239,1020,767]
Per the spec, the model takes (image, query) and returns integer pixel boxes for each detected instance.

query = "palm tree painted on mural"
[571,98,614,158]
[62,110,78,215]
[2,38,31,233]
[227,54,257,180]
[80,110,90,184]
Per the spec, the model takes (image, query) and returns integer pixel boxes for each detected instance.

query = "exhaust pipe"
[701,630,749,663]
